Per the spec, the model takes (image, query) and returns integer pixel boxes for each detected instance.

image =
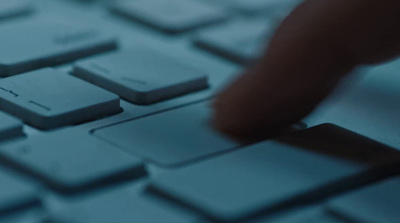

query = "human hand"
[213,0,400,138]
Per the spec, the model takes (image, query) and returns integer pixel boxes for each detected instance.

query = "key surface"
[0,18,117,76]
[110,0,228,33]
[0,0,32,21]
[194,19,271,64]
[0,130,145,193]
[253,207,345,223]
[0,68,120,129]
[327,177,400,223]
[149,124,400,222]
[47,188,194,223]
[74,48,208,105]
[0,111,23,141]
[214,0,288,13]
[94,102,239,166]
[0,168,39,215]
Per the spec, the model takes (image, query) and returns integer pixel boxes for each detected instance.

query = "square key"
[327,177,400,223]
[0,130,146,193]
[94,102,238,166]
[150,124,400,222]
[194,19,272,64]
[111,0,228,33]
[0,68,120,129]
[0,18,117,77]
[74,48,208,105]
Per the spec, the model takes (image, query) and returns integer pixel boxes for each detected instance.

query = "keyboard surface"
[0,0,400,223]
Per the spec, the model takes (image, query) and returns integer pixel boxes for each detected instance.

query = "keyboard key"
[0,168,39,215]
[74,48,208,105]
[47,188,194,223]
[0,111,23,141]
[327,177,400,223]
[0,130,146,193]
[0,19,117,77]
[94,102,239,166]
[0,0,32,21]
[194,19,272,64]
[149,124,400,222]
[253,207,343,223]
[110,0,228,33]
[0,68,120,129]
[215,0,284,13]
[212,0,302,14]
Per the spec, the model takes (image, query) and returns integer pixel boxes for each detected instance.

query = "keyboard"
[1,0,400,222]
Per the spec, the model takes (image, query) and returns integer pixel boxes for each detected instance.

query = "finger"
[212,0,400,138]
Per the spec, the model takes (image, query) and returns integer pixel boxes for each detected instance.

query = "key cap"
[0,168,39,215]
[47,187,195,223]
[0,68,120,129]
[0,130,146,194]
[194,19,272,64]
[0,18,117,77]
[253,207,343,223]
[0,0,32,21]
[326,177,400,223]
[94,102,239,166]
[212,0,301,14]
[149,124,400,222]
[0,111,23,141]
[74,48,208,105]
[110,0,228,33]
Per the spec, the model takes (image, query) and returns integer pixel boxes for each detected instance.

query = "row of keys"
[44,176,400,223]
[255,176,400,222]
[109,0,300,64]
[0,0,289,81]
[38,123,400,222]
[47,187,194,223]
[0,48,211,130]
[148,124,400,222]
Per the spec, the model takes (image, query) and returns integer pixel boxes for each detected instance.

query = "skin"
[212,0,400,138]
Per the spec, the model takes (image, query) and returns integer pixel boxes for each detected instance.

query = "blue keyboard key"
[0,18,117,76]
[0,130,146,193]
[74,48,208,105]
[94,102,239,166]
[0,68,120,129]
[327,177,400,223]
[194,19,272,64]
[110,0,228,33]
[0,168,40,215]
[47,187,195,223]
[150,124,400,222]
